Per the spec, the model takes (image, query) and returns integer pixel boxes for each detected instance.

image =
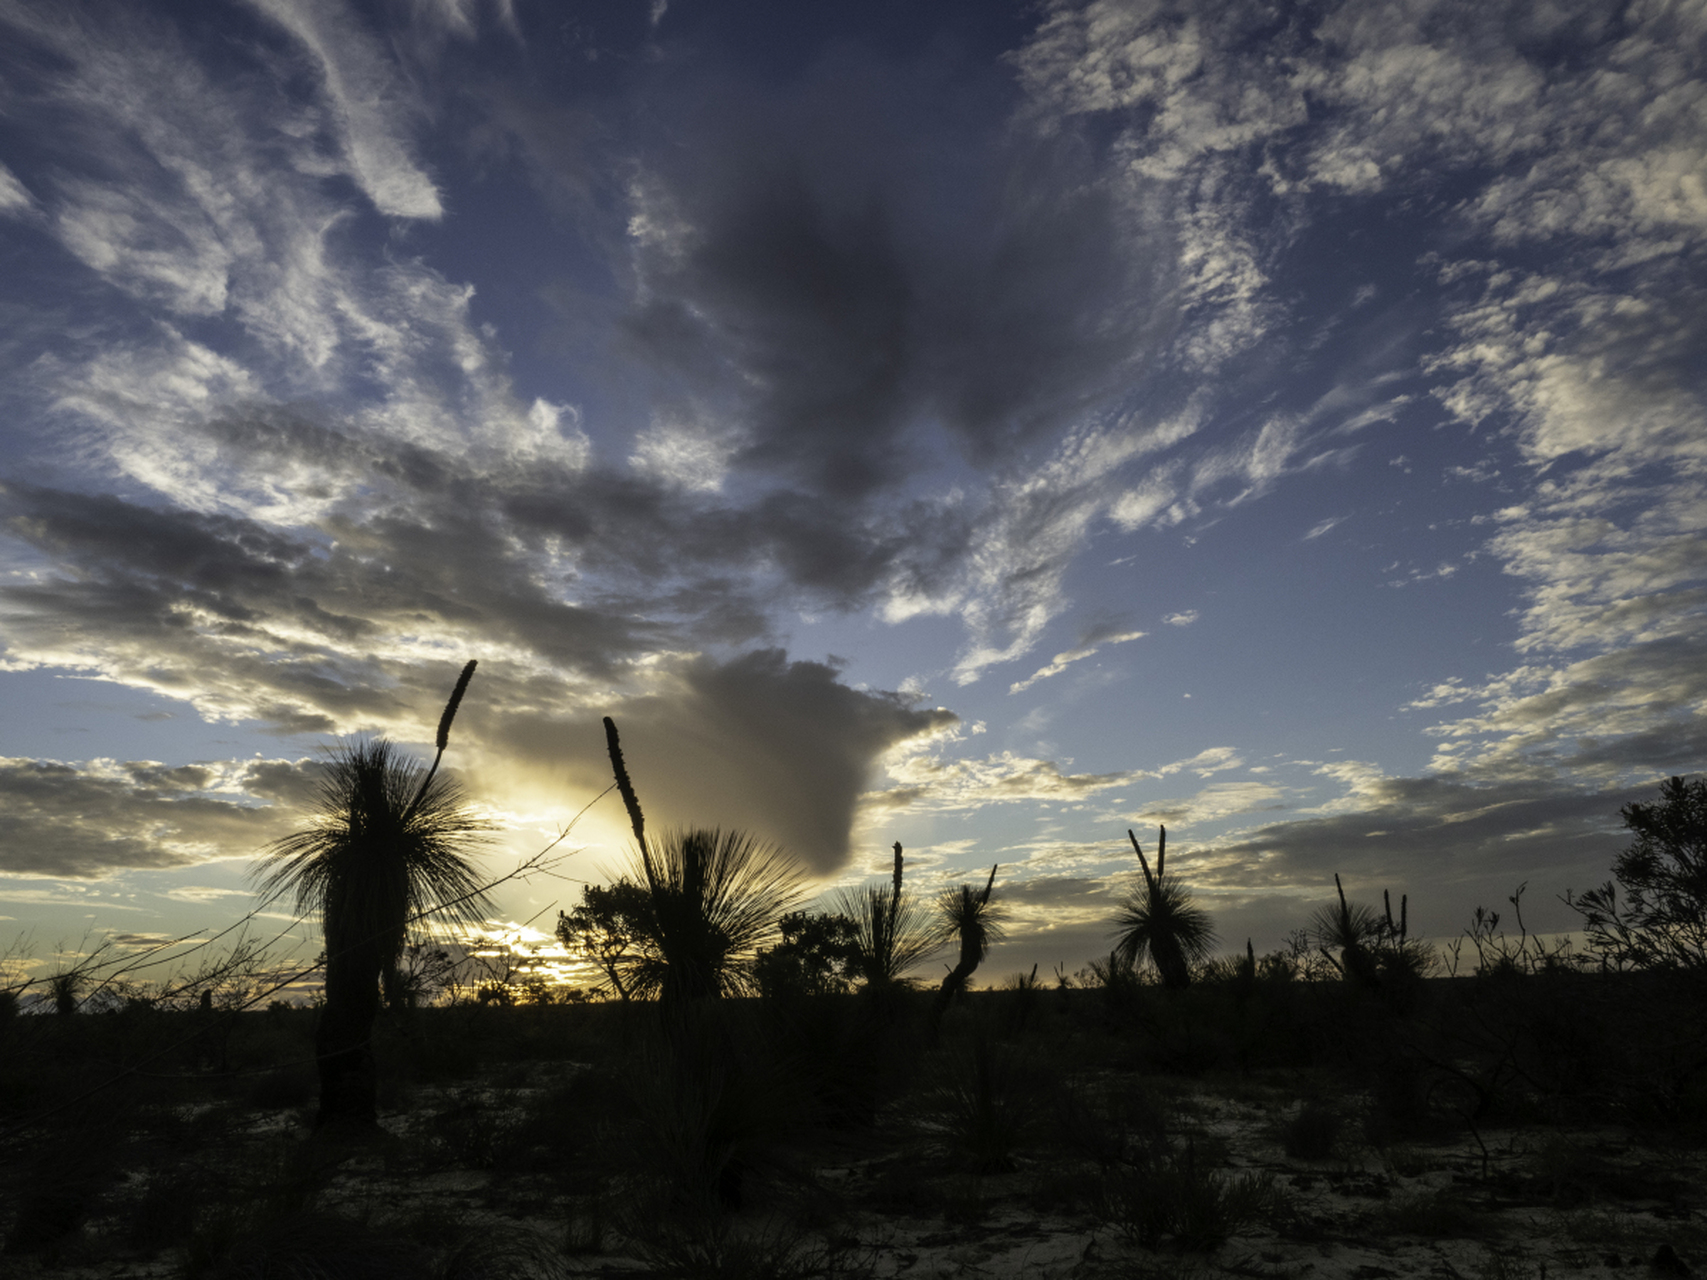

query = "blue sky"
[1,0,1702,984]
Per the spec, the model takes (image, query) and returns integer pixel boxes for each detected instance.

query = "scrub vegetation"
[1,739,1704,1279]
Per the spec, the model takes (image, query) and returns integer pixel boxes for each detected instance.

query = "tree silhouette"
[556,879,653,1003]
[598,717,806,1005]
[1113,826,1217,990]
[931,865,1005,1030]
[1570,775,1707,971]
[254,662,492,1129]
[834,843,942,989]
[621,827,806,1004]
[1309,873,1384,991]
[753,910,861,998]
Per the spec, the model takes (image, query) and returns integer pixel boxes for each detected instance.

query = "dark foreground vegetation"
[2,949,1705,1279]
[3,704,1703,1280]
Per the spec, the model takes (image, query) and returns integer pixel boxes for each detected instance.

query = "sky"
[0,0,1702,989]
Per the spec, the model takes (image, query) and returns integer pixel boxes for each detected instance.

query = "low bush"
[620,1005,807,1211]
[438,1223,574,1280]
[243,1062,317,1112]
[926,1032,1043,1173]
[1097,1141,1287,1250]
[1051,1076,1170,1170]
[194,1210,431,1280]
[629,1213,862,1280]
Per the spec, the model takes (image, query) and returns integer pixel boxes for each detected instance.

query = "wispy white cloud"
[1126,778,1284,827]
[0,161,36,216]
[1303,516,1345,541]
[629,410,735,493]
[1009,628,1145,694]
[1156,746,1242,778]
[245,0,443,219]
[867,749,1142,813]
[1012,0,1707,798]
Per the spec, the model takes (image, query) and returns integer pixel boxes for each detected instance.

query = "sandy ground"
[8,1053,1700,1280]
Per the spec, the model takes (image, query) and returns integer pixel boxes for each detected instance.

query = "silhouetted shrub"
[1097,1141,1287,1250]
[759,987,903,1130]
[621,1005,806,1211]
[1051,1076,1170,1171]
[123,1162,212,1250]
[992,964,1045,1039]
[1079,950,1150,1024]
[1369,1187,1488,1239]
[1364,1052,1449,1145]
[926,1031,1043,1173]
[1568,776,1707,973]
[629,1213,856,1280]
[3,1150,110,1255]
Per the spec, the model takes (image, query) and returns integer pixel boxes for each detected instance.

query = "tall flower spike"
[1128,829,1156,893]
[602,716,654,890]
[888,842,903,945]
[437,660,477,753]
[405,660,477,822]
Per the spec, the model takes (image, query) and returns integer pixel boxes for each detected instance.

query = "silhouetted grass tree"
[1310,874,1387,992]
[1568,775,1707,971]
[600,717,805,1005]
[622,828,806,1004]
[48,970,83,1017]
[931,864,1005,1032]
[255,661,493,1130]
[834,842,942,989]
[1113,826,1217,990]
[1312,875,1433,1005]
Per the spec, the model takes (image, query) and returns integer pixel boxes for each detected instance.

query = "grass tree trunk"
[1150,933,1191,990]
[316,926,382,1129]
[930,865,1001,1035]
[934,933,981,1015]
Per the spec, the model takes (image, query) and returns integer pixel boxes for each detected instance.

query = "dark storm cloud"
[496,649,958,876]
[0,419,968,879]
[618,48,1170,501]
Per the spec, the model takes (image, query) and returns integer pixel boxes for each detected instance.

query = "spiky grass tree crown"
[1113,878,1218,968]
[937,867,1007,968]
[1113,827,1217,989]
[1308,896,1384,953]
[624,827,806,1003]
[255,739,496,963]
[832,842,943,986]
